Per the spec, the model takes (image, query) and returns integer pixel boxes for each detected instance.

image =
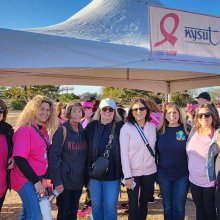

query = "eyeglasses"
[132,107,147,112]
[0,109,5,114]
[102,107,114,112]
[197,112,212,119]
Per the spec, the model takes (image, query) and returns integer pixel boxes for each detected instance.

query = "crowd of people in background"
[0,91,220,220]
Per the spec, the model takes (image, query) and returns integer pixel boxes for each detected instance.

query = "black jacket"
[48,120,87,190]
[85,120,124,180]
[0,121,13,189]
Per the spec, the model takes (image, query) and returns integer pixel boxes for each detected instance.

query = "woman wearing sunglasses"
[157,102,189,220]
[0,99,14,212]
[86,98,123,220]
[186,103,220,220]
[120,97,157,220]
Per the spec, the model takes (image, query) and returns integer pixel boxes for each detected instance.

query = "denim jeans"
[18,181,41,220]
[89,179,120,220]
[56,188,82,220]
[158,171,189,220]
[190,182,217,220]
[127,174,156,220]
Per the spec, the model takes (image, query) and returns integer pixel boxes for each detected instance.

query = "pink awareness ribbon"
[154,13,179,47]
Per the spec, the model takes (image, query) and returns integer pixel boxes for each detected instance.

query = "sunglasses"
[102,107,114,112]
[132,107,147,112]
[0,109,5,114]
[197,112,212,119]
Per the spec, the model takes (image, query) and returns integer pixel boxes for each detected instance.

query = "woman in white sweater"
[120,97,157,220]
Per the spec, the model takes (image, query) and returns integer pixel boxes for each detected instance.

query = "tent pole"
[167,81,171,102]
[167,93,171,102]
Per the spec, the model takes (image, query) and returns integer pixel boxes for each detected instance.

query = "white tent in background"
[0,0,220,93]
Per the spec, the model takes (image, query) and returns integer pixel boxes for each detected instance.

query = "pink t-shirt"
[0,135,8,197]
[11,125,49,191]
[186,131,215,187]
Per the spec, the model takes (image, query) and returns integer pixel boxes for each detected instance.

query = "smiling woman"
[86,98,124,220]
[157,102,189,220]
[10,95,58,220]
[48,102,87,220]
[186,103,220,220]
[120,97,157,220]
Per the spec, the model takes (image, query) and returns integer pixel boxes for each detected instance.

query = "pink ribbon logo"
[154,13,179,47]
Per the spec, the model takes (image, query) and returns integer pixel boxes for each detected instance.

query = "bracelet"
[125,177,132,180]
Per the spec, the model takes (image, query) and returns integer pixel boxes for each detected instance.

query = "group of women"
[1,95,220,220]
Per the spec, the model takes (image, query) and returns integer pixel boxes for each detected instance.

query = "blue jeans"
[89,179,120,220]
[18,181,41,220]
[158,171,189,220]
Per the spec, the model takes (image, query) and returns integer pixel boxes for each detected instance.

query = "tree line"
[0,85,219,110]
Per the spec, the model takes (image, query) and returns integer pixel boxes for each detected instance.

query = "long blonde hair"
[157,102,188,135]
[16,95,58,133]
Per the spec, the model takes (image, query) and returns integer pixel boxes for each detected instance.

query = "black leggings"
[56,188,82,220]
[127,173,156,220]
[190,182,216,220]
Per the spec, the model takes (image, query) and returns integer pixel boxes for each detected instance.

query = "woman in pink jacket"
[120,97,157,220]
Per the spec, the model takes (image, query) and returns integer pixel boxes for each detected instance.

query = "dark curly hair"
[0,99,8,122]
[127,97,150,124]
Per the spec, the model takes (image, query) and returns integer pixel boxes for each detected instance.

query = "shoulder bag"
[89,122,116,180]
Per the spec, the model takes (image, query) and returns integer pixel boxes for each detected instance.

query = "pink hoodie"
[120,122,157,179]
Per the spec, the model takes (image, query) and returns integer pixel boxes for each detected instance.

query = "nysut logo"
[154,13,179,47]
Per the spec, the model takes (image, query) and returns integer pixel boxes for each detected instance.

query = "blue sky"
[1,0,220,30]
[0,0,219,94]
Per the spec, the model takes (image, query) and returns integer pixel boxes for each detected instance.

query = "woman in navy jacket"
[49,102,87,220]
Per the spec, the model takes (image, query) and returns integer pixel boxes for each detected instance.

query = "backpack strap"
[61,126,67,147]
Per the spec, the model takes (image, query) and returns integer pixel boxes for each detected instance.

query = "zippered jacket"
[85,120,124,180]
[49,120,87,190]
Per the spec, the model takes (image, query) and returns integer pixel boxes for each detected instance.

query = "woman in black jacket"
[86,98,123,220]
[0,99,14,212]
[49,102,87,220]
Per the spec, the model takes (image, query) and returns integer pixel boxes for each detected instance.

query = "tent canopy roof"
[1,0,220,93]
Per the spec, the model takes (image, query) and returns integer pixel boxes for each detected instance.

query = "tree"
[79,92,99,100]
[101,87,166,105]
[2,85,60,109]
[171,91,192,107]
[2,85,60,101]
[58,93,80,102]
[101,87,194,107]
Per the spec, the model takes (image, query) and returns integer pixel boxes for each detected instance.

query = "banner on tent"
[149,5,220,64]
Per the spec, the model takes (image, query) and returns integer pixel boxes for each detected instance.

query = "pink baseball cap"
[81,101,94,108]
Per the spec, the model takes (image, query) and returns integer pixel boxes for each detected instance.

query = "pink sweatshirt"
[120,122,157,179]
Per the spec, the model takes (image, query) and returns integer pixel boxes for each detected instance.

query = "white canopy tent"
[0,0,220,93]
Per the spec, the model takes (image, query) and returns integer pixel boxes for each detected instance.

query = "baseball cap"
[99,98,117,110]
[196,92,211,101]
[80,101,94,108]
